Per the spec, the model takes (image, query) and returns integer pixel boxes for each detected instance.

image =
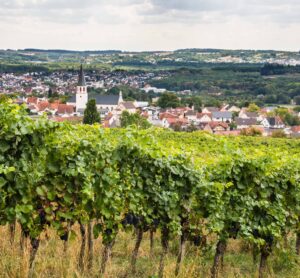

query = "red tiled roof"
[49,103,60,110]
[160,112,178,120]
[37,101,50,111]
[57,104,74,114]
[27,97,38,104]
[291,126,300,133]
[166,118,188,124]
[208,121,229,129]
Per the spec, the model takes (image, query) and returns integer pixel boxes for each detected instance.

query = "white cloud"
[0,0,299,50]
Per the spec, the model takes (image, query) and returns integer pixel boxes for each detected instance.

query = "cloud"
[141,0,300,24]
[1,0,300,25]
[0,0,300,50]
[0,0,140,24]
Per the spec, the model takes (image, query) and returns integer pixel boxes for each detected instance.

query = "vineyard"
[1,101,300,278]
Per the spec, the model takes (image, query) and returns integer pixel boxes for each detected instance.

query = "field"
[1,225,300,278]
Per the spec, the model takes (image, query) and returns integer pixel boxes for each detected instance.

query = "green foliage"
[274,107,300,126]
[181,96,202,112]
[271,130,287,138]
[240,127,263,136]
[1,100,300,276]
[157,93,180,108]
[120,111,151,129]
[295,96,300,105]
[247,103,260,112]
[83,99,100,125]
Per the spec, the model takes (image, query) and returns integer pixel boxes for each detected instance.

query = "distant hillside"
[22,49,122,55]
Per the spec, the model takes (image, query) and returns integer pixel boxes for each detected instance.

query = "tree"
[157,93,181,108]
[271,130,287,138]
[247,103,260,113]
[120,111,151,129]
[48,88,53,98]
[240,127,262,136]
[294,96,300,105]
[181,96,202,112]
[284,113,300,126]
[83,99,100,125]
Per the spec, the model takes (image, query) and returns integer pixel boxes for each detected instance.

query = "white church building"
[67,65,124,115]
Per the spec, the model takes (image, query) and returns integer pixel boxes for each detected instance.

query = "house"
[203,122,229,133]
[102,113,119,128]
[160,112,178,120]
[134,101,149,108]
[185,110,197,122]
[291,126,300,133]
[261,117,285,129]
[227,105,241,113]
[197,113,212,123]
[26,97,38,105]
[239,111,258,119]
[239,110,264,122]
[235,118,257,129]
[212,111,232,123]
[162,117,188,129]
[202,107,219,114]
[56,104,75,116]
[118,101,136,114]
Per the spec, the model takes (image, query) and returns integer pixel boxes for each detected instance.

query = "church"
[67,65,124,114]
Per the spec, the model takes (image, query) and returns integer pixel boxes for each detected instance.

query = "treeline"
[150,66,300,105]
[23,49,122,55]
[0,63,50,73]
[261,63,300,76]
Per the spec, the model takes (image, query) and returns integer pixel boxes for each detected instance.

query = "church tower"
[76,64,88,112]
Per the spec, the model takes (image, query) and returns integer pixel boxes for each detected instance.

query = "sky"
[1,0,300,51]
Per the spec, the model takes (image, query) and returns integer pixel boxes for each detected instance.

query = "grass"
[0,225,300,278]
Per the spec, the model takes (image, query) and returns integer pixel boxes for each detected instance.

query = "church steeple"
[78,64,86,86]
[76,64,88,113]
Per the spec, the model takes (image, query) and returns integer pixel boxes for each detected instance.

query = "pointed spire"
[78,64,86,86]
[119,90,123,103]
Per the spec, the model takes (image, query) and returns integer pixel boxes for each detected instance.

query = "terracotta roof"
[49,102,60,110]
[208,121,229,129]
[37,101,50,111]
[27,97,38,104]
[291,126,300,133]
[160,112,178,120]
[57,104,74,114]
[166,118,188,125]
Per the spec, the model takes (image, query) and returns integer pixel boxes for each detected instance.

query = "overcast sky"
[1,0,300,51]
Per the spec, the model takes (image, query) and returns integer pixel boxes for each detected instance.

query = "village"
[1,66,300,138]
